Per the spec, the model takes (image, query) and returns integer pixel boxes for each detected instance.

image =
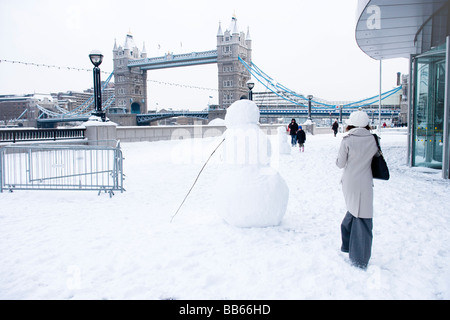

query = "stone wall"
[114,124,300,143]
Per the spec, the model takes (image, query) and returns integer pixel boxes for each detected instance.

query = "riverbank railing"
[0,128,86,144]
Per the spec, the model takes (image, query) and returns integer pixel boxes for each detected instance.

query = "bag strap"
[372,134,380,149]
[373,134,383,153]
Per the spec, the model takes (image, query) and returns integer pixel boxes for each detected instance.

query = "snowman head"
[225,99,260,128]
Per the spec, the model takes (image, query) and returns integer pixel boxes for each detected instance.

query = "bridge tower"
[217,15,252,108]
[112,32,148,114]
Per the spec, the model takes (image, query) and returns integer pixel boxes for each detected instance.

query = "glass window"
[412,51,446,169]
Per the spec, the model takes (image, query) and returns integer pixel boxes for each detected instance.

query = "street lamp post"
[247,79,255,101]
[307,95,313,121]
[89,50,105,122]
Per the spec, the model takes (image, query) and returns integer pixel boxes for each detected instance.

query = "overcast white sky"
[0,0,409,111]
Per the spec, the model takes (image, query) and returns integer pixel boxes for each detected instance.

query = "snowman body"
[215,100,289,228]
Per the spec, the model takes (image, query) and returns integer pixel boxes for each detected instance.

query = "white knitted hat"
[347,108,370,127]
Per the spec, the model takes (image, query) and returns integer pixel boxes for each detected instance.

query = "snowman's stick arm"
[171,137,226,222]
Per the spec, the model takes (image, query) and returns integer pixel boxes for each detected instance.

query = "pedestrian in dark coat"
[332,120,339,137]
[288,119,299,146]
[296,126,306,152]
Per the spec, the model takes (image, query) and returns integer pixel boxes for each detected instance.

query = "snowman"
[214,99,289,228]
[277,126,291,154]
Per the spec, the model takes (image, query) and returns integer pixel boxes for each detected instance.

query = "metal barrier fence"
[0,141,124,196]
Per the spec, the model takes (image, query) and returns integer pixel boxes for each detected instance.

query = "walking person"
[288,119,299,147]
[296,126,306,152]
[336,109,378,269]
[332,120,339,137]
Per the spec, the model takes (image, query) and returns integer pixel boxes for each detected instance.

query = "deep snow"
[1,128,450,300]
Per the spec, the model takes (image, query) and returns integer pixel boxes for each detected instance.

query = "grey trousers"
[341,212,373,269]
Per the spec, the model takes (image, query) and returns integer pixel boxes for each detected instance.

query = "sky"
[0,0,410,111]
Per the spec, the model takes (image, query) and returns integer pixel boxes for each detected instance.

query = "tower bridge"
[113,15,252,115]
[28,14,403,128]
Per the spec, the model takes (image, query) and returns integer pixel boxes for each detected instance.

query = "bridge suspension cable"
[36,71,115,119]
[238,57,402,109]
[66,71,115,116]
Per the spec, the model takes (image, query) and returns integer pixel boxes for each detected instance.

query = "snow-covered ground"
[1,128,449,300]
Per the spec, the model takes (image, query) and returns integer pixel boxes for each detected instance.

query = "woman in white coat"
[336,109,378,269]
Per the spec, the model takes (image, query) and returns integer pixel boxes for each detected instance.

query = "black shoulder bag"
[371,134,390,180]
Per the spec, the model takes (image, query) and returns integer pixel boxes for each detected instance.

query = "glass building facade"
[356,0,450,178]
[411,3,449,176]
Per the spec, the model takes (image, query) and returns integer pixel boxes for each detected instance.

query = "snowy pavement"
[1,129,449,299]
